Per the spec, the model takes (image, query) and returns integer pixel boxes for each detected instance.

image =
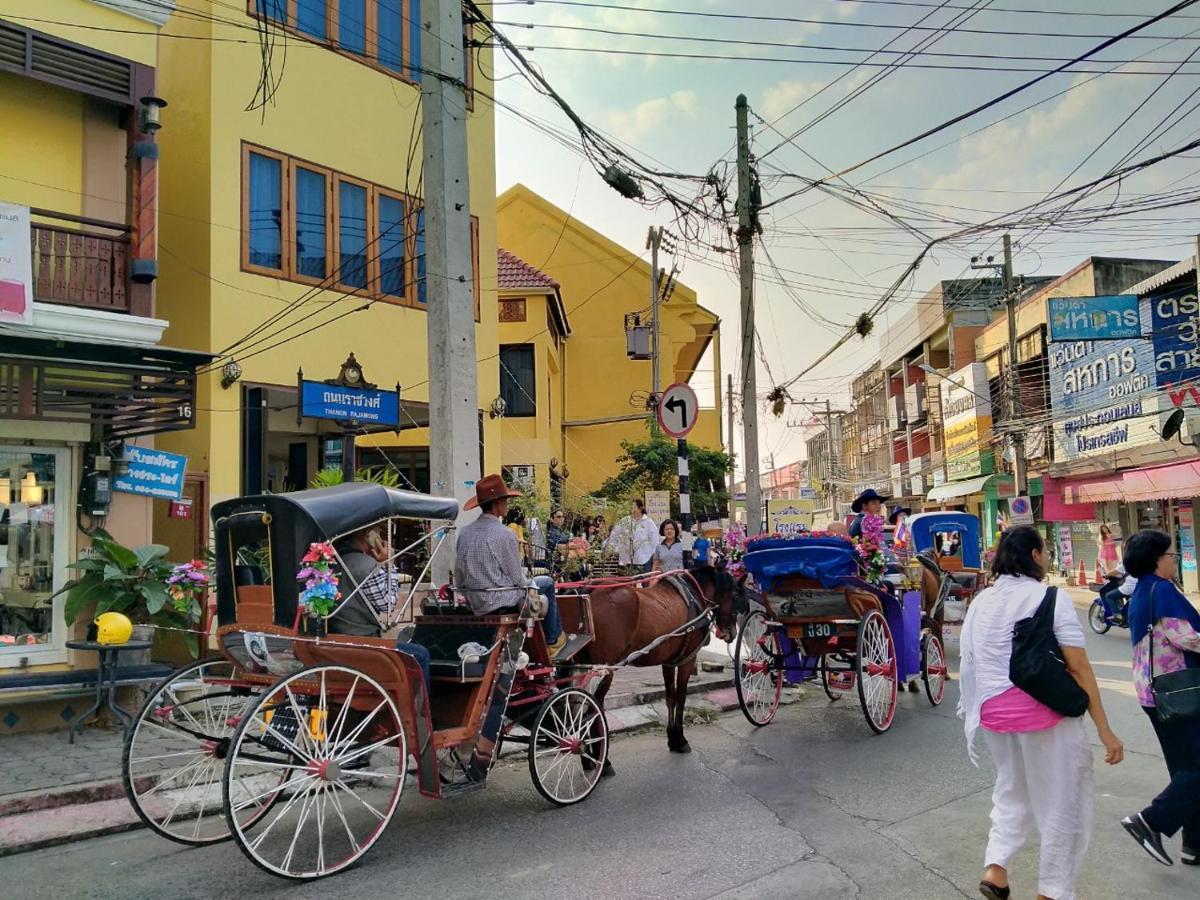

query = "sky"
[489,0,1200,481]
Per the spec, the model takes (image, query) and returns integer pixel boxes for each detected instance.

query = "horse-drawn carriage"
[907,511,985,606]
[732,535,948,734]
[121,483,612,880]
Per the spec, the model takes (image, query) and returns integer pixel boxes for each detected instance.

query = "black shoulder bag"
[1009,586,1089,718]
[1148,583,1200,722]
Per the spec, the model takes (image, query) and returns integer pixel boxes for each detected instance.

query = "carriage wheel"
[856,610,898,734]
[821,656,854,701]
[528,688,608,807]
[733,609,783,726]
[224,665,407,880]
[921,633,947,707]
[123,659,268,845]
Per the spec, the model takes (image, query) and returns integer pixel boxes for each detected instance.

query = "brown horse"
[578,565,740,766]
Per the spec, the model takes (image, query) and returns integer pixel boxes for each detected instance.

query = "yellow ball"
[95,612,134,645]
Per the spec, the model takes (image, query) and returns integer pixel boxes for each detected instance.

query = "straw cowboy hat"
[463,473,523,511]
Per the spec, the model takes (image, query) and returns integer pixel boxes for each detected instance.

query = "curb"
[0,667,740,858]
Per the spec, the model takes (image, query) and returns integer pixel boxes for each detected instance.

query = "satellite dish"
[1162,408,1186,442]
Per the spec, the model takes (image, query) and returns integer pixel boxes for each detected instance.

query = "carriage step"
[552,632,593,662]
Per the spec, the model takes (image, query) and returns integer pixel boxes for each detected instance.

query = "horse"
[577,565,740,766]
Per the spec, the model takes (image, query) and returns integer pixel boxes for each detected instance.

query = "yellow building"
[497,185,722,495]
[0,1,209,729]
[154,0,501,547]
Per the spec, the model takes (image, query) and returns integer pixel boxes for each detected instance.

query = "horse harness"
[660,572,714,667]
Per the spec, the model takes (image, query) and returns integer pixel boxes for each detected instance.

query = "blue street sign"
[299,379,401,427]
[1048,295,1140,342]
[112,444,188,500]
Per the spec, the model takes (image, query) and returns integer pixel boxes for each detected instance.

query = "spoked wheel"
[528,688,608,807]
[733,609,783,726]
[123,659,266,845]
[224,665,407,880]
[921,633,947,706]
[1088,600,1112,635]
[821,656,854,702]
[856,610,898,734]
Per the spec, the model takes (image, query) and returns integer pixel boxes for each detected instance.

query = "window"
[292,163,329,281]
[244,148,285,274]
[257,0,286,23]
[499,298,526,322]
[338,0,367,53]
[377,0,405,71]
[241,143,479,316]
[295,0,326,38]
[499,345,536,417]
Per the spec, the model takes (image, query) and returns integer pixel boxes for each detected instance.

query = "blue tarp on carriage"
[742,536,858,592]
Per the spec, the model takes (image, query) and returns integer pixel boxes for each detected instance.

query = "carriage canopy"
[906,512,981,568]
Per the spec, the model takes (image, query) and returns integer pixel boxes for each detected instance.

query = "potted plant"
[57,530,205,659]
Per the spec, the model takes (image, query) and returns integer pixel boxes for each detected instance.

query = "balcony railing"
[30,210,133,314]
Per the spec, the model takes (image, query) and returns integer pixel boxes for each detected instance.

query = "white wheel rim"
[1090,604,1107,630]
[924,636,946,704]
[859,613,897,731]
[736,612,780,724]
[125,660,262,844]
[531,690,607,805]
[225,666,406,879]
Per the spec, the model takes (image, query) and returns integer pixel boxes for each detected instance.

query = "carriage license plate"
[802,623,834,639]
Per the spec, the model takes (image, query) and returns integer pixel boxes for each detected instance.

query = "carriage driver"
[455,474,567,655]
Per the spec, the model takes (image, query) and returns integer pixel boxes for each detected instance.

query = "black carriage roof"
[212,483,459,538]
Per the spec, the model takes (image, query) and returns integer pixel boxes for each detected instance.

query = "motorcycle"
[1088,574,1130,635]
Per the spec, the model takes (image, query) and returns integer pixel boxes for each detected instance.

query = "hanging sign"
[300,379,401,427]
[644,490,671,523]
[0,202,33,325]
[657,382,699,438]
[113,445,188,500]
[1048,295,1140,342]
[168,497,193,519]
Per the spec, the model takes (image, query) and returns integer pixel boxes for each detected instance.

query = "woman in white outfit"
[959,526,1124,900]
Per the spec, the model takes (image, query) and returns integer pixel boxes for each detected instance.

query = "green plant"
[310,465,401,489]
[57,531,200,635]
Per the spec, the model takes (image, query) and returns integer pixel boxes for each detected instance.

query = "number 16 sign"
[657,382,699,439]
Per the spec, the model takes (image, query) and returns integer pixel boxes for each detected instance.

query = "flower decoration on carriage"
[854,514,889,584]
[723,522,748,578]
[297,541,341,617]
[165,560,210,618]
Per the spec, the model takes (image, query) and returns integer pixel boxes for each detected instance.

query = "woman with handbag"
[959,526,1124,900]
[1118,529,1200,867]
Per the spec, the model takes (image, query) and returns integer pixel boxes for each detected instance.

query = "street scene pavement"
[1,600,1193,900]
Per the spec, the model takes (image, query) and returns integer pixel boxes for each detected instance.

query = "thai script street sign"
[300,379,401,427]
[113,444,188,501]
[1048,295,1140,342]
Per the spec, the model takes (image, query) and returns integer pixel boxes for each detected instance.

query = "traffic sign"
[657,382,698,438]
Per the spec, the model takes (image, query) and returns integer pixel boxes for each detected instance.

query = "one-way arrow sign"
[657,382,699,438]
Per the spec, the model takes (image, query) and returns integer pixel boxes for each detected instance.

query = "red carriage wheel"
[856,610,898,734]
[734,609,783,726]
[921,633,948,706]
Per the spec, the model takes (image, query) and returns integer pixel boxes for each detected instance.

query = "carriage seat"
[410,620,502,680]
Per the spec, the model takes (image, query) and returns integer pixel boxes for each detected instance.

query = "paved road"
[1,624,1195,899]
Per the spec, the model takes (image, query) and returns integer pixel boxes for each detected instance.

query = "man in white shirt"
[605,499,658,572]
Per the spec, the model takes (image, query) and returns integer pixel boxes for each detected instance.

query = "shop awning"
[926,474,992,503]
[1064,477,1125,504]
[1122,461,1200,501]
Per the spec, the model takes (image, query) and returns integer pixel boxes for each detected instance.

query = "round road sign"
[657,382,699,438]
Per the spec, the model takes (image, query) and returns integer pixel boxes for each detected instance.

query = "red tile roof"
[497,248,559,290]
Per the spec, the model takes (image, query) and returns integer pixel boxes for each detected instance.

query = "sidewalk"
[0,646,742,856]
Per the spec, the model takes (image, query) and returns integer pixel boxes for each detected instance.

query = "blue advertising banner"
[112,444,188,500]
[1047,295,1140,342]
[1146,282,1200,388]
[300,380,401,427]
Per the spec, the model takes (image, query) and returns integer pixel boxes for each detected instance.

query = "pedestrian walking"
[1118,529,1200,868]
[651,520,685,572]
[959,525,1124,900]
[604,499,658,572]
[1098,524,1120,571]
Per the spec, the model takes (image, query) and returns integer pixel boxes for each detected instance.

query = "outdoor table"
[64,639,153,744]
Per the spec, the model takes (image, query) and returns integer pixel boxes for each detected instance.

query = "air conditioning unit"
[887,394,907,431]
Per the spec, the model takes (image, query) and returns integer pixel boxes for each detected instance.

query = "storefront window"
[0,449,67,660]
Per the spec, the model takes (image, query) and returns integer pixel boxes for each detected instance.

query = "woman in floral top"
[1119,529,1200,868]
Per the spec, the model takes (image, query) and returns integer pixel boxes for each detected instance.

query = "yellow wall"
[0,75,86,215]
[497,185,723,493]
[2,0,159,66]
[156,2,500,505]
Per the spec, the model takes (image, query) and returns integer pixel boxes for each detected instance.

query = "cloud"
[607,90,699,142]
[759,79,824,123]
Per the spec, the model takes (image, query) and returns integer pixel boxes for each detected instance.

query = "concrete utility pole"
[735,94,762,535]
[423,0,479,583]
[647,226,664,403]
[824,398,837,518]
[1002,233,1028,497]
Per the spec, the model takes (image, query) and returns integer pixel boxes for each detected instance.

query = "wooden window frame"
[288,159,334,286]
[373,185,411,306]
[332,174,375,297]
[499,343,537,418]
[499,297,527,323]
[241,144,290,277]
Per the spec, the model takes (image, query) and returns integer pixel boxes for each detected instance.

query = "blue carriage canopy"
[906,512,981,568]
[211,483,459,628]
[742,535,859,592]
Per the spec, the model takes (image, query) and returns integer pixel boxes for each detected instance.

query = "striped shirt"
[455,513,528,614]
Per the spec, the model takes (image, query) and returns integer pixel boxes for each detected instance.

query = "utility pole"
[726,373,735,520]
[735,94,762,535]
[1002,233,1028,496]
[647,226,663,403]
[824,399,837,518]
[423,0,478,584]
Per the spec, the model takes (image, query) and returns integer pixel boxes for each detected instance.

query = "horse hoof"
[601,761,617,778]
[670,742,692,754]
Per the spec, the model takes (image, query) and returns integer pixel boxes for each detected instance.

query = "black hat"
[887,505,911,524]
[851,488,890,513]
